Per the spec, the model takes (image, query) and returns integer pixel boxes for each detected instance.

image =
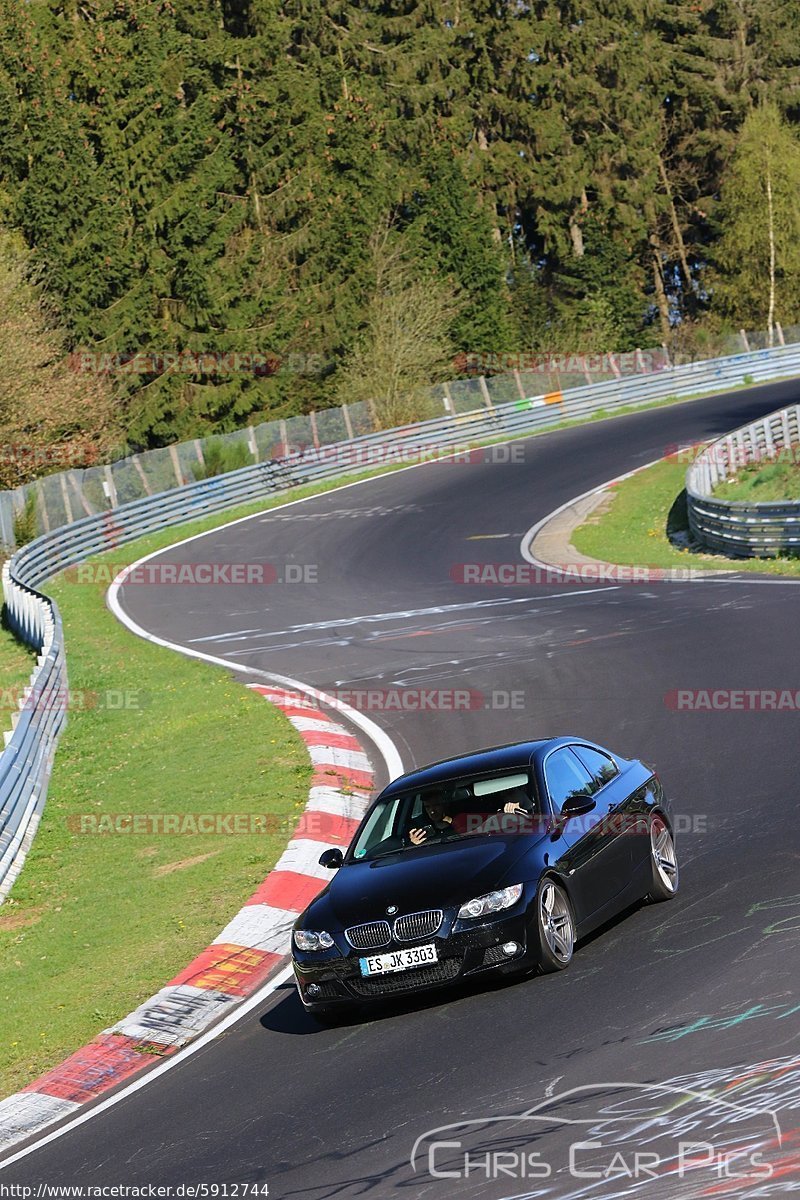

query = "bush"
[12,492,38,547]
[192,438,252,481]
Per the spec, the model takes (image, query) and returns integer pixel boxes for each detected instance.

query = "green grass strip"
[713,455,800,502]
[0,613,37,702]
[572,457,800,576]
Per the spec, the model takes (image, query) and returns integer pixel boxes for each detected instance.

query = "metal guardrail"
[686,404,800,556]
[3,333,800,547]
[3,340,800,898]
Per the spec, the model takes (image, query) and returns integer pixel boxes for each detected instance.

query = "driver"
[408,792,457,845]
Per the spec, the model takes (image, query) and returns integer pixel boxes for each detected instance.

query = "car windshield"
[349,770,542,862]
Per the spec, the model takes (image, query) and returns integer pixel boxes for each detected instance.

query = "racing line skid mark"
[0,685,375,1156]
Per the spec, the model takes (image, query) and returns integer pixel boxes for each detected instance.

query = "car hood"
[305,834,544,929]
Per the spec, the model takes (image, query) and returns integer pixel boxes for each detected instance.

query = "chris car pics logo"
[410,1079,780,1187]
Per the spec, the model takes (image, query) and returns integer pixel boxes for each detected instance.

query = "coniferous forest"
[2,0,800,475]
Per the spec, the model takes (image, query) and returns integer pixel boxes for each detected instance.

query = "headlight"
[457,883,523,920]
[293,929,335,951]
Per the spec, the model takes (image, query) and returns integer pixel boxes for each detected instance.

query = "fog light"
[502,941,519,957]
[307,983,322,998]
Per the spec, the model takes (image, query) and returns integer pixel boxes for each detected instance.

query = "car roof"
[380,737,583,797]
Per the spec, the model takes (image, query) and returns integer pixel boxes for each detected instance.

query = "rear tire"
[535,878,575,973]
[646,813,679,901]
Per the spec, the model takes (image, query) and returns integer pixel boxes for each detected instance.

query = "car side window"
[573,745,619,793]
[544,748,595,812]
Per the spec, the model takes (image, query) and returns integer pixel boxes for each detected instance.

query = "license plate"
[359,943,438,976]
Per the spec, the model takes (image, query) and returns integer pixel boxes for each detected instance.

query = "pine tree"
[3,0,800,457]
[404,154,513,352]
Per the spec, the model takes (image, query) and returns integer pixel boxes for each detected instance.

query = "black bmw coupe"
[291,737,678,1017]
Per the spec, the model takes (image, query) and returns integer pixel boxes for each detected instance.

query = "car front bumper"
[292,908,533,1009]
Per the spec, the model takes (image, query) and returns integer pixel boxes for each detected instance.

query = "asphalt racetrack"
[7,379,800,1198]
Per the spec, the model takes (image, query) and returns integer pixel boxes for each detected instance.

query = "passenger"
[501,797,530,815]
[491,790,537,833]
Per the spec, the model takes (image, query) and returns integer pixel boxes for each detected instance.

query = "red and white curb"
[0,686,375,1154]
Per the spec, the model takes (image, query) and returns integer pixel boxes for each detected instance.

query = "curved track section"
[5,380,800,1197]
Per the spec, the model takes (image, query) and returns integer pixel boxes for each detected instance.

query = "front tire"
[646,813,679,901]
[535,879,575,972]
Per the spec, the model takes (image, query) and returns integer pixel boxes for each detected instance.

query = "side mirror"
[560,793,596,819]
[319,847,344,870]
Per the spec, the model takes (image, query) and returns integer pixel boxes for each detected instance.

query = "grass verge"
[0,608,37,706]
[0,518,325,1095]
[571,457,800,576]
[712,455,800,502]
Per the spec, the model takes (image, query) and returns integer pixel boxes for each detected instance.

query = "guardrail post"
[740,329,751,352]
[103,464,118,508]
[69,471,94,517]
[341,404,355,440]
[478,376,494,411]
[58,474,74,525]
[0,493,13,549]
[735,429,745,467]
[37,485,50,534]
[781,409,791,449]
[131,455,152,496]
[764,419,775,458]
[442,382,455,415]
[168,444,183,488]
